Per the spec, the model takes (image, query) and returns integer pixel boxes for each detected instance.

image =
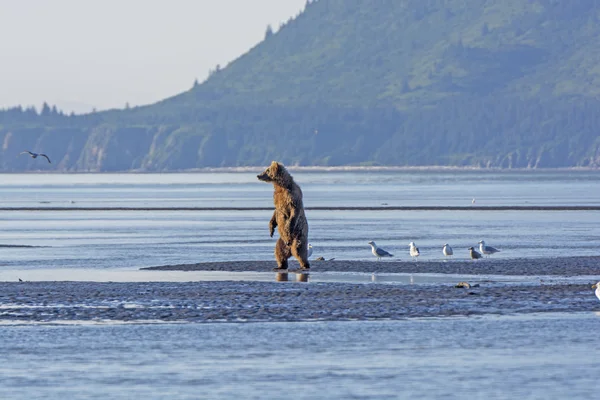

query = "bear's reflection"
[274,271,309,282]
[275,272,289,281]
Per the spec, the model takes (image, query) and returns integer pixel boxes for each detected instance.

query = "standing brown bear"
[257,161,310,271]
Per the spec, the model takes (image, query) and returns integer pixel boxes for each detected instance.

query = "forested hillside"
[2,0,600,171]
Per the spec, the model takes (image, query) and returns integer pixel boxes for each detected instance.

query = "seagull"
[479,240,500,257]
[368,241,393,260]
[409,242,420,261]
[442,243,453,258]
[19,151,51,163]
[592,282,600,302]
[468,247,482,260]
[307,244,313,259]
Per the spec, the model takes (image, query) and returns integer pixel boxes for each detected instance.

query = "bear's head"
[257,161,291,186]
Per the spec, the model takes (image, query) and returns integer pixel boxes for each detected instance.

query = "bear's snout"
[257,171,271,182]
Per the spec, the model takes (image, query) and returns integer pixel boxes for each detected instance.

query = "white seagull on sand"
[409,242,420,261]
[468,246,482,260]
[19,151,51,163]
[368,241,393,261]
[307,244,313,259]
[442,243,453,258]
[592,282,600,302]
[479,240,500,257]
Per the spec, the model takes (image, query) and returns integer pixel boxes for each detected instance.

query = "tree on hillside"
[40,102,51,117]
[25,106,37,117]
[264,24,274,40]
[208,64,221,78]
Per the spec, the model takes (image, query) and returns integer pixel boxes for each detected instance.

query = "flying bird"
[468,247,482,260]
[20,151,51,163]
[368,241,393,260]
[409,242,420,261]
[479,240,500,257]
[592,282,600,302]
[442,243,453,258]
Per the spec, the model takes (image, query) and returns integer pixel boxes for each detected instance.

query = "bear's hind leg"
[291,239,310,270]
[274,238,292,270]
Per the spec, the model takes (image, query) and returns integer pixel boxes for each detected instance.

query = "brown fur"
[257,161,310,270]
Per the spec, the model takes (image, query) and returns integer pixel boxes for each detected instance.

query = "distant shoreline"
[0,166,599,174]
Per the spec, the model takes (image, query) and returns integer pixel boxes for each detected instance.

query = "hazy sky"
[0,0,306,113]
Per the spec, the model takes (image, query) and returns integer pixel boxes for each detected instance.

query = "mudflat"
[1,258,599,324]
[141,256,600,276]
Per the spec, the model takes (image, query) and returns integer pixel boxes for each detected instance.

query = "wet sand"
[0,257,600,324]
[0,280,597,324]
[0,257,598,324]
[142,256,600,276]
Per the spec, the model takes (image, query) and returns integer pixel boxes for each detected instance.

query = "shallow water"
[1,170,600,270]
[2,208,600,268]
[1,313,599,399]
[2,169,600,208]
[0,267,596,286]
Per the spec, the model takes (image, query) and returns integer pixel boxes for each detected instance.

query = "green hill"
[2,0,600,171]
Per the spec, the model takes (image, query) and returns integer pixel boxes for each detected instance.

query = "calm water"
[1,313,599,399]
[1,170,600,269]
